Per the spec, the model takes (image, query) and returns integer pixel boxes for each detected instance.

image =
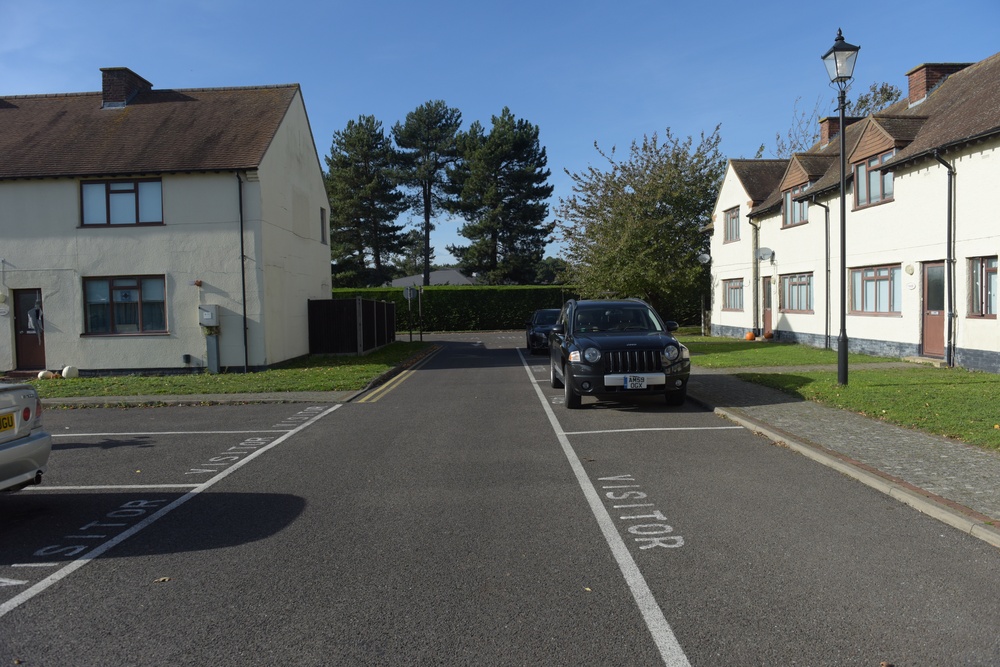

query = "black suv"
[548,299,690,409]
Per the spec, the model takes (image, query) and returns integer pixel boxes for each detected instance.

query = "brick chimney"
[818,115,863,148]
[906,63,971,106]
[100,67,153,108]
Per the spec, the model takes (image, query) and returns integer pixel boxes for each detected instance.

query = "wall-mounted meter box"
[198,304,220,327]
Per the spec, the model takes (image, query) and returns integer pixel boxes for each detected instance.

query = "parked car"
[549,298,690,409]
[0,383,52,492]
[525,308,561,354]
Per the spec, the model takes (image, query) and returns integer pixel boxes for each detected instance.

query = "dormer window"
[782,183,810,227]
[855,150,895,208]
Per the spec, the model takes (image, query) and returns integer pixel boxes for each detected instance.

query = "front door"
[761,276,772,337]
[922,262,945,358]
[14,289,46,370]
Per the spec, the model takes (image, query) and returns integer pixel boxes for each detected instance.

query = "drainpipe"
[811,196,832,349]
[749,216,760,335]
[933,150,955,367]
[237,172,250,373]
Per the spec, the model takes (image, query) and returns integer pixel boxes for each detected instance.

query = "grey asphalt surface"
[41,356,1000,551]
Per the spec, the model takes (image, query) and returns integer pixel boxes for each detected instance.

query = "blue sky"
[3,0,998,263]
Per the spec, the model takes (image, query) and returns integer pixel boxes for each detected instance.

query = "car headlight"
[569,350,581,362]
[584,347,602,364]
[664,345,680,361]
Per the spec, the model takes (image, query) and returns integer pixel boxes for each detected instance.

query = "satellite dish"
[756,247,774,261]
[697,253,711,265]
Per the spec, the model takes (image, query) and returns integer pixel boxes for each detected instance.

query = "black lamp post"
[822,28,859,386]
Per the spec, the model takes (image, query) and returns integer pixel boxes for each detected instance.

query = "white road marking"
[0,578,28,587]
[517,350,691,667]
[27,485,200,491]
[53,430,289,438]
[564,426,743,435]
[0,404,342,619]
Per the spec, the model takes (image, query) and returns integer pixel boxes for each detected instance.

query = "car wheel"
[563,365,581,409]
[665,386,687,407]
[550,358,563,388]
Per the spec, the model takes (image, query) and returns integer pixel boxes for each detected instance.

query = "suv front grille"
[602,349,663,374]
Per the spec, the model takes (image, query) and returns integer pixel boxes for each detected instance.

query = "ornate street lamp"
[822,29,859,386]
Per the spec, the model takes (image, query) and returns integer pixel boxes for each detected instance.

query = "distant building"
[390,269,475,287]
[709,50,1000,372]
[0,67,331,373]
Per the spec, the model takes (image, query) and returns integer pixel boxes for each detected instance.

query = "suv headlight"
[664,345,680,361]
[584,347,602,364]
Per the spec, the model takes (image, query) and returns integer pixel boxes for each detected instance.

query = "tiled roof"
[0,83,300,180]
[730,159,788,203]
[739,49,1000,211]
[885,51,1000,168]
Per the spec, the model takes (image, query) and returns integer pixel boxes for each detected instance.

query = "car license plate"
[624,376,646,390]
[0,413,14,433]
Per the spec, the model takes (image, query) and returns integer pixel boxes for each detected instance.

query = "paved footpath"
[687,364,1000,549]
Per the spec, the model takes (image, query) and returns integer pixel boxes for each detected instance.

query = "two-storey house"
[710,51,1000,372]
[1,68,331,374]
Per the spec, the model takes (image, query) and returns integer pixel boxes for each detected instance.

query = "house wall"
[0,173,246,372]
[708,163,754,336]
[255,89,331,367]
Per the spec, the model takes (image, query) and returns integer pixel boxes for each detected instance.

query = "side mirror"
[551,323,565,335]
[665,320,679,332]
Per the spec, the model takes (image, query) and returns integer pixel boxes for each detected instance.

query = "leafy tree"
[555,126,726,322]
[759,82,903,158]
[392,101,463,286]
[534,256,569,285]
[325,115,407,286]
[445,107,554,285]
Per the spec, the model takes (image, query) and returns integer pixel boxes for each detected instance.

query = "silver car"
[0,383,52,492]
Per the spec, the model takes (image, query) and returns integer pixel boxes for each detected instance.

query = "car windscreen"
[573,306,663,333]
[534,311,559,325]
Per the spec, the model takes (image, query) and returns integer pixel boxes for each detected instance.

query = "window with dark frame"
[969,256,998,317]
[850,264,902,314]
[854,150,895,208]
[780,273,813,312]
[320,207,329,245]
[724,206,740,242]
[84,276,167,334]
[81,179,163,225]
[782,183,810,227]
[722,279,744,311]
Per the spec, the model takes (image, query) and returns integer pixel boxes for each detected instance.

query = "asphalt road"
[2,332,999,666]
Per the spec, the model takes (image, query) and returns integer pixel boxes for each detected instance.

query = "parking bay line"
[0,404,343,619]
[516,349,692,667]
[564,426,743,436]
[52,430,290,438]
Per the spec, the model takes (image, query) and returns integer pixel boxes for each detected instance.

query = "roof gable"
[0,73,301,180]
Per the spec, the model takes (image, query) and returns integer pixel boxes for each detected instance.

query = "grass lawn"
[25,342,432,399]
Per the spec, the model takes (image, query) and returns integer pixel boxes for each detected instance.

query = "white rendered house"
[0,68,331,374]
[709,52,999,372]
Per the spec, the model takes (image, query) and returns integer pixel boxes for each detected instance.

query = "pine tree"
[325,115,407,286]
[446,108,554,285]
[392,101,463,286]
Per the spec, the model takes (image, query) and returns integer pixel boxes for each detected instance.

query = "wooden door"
[922,263,945,358]
[761,276,772,336]
[14,289,46,370]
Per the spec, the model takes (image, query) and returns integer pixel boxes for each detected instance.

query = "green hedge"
[331,285,579,332]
